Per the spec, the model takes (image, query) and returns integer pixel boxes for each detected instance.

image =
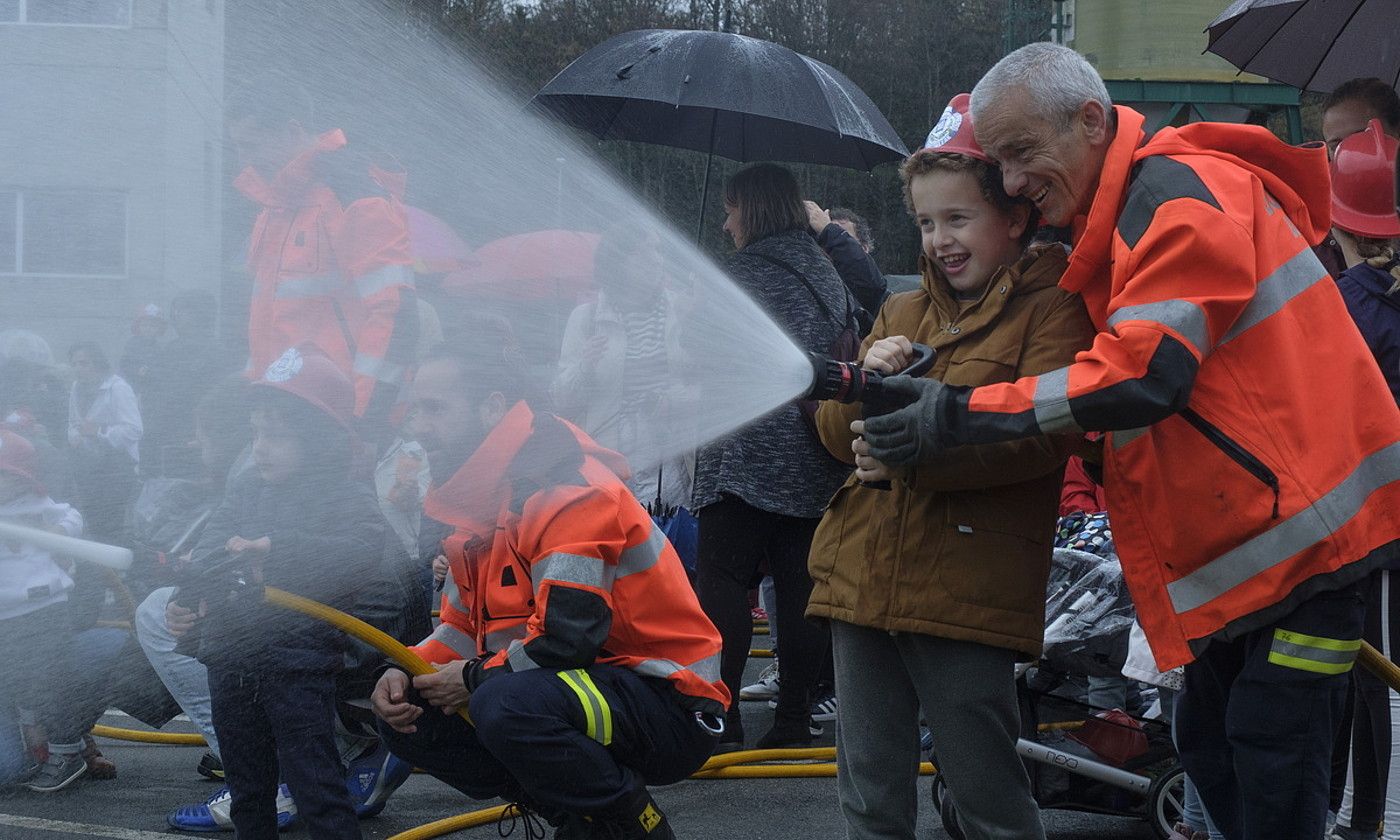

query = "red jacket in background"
[235,129,417,431]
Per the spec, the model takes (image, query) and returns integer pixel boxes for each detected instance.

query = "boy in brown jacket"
[807,94,1095,840]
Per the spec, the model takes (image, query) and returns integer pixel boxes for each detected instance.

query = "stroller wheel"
[1147,765,1187,839]
[932,773,967,840]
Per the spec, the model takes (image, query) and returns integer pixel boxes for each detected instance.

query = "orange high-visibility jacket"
[936,106,1400,670]
[234,129,417,429]
[411,402,729,715]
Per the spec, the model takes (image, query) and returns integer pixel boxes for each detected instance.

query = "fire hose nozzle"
[804,342,936,413]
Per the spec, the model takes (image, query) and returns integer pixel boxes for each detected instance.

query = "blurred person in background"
[693,163,853,751]
[806,201,887,330]
[1316,78,1400,278]
[1325,120,1400,840]
[66,341,141,545]
[229,80,418,447]
[141,291,237,481]
[120,303,168,398]
[553,225,694,512]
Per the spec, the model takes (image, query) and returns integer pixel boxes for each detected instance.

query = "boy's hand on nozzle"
[226,535,270,555]
[432,553,449,587]
[372,669,424,734]
[851,436,894,484]
[413,660,472,716]
[861,336,914,374]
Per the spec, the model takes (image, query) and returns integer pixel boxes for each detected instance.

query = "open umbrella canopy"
[533,28,908,171]
[440,229,600,300]
[1206,0,1400,93]
[405,205,473,274]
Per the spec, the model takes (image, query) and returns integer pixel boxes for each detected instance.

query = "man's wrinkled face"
[974,86,1111,227]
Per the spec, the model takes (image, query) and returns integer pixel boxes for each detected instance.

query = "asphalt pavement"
[0,659,1156,840]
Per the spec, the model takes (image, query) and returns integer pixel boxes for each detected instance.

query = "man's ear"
[479,392,509,430]
[1079,99,1110,148]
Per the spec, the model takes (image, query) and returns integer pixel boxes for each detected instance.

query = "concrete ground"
[0,655,1157,840]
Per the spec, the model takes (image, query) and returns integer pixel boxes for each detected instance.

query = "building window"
[0,0,132,26]
[0,190,128,278]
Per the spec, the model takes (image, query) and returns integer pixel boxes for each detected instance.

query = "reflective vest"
[938,106,1400,669]
[411,402,729,715]
[234,129,417,429]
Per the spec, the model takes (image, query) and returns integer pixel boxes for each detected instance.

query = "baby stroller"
[930,548,1186,839]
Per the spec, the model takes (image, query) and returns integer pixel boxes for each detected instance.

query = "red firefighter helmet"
[251,345,355,432]
[921,93,992,163]
[0,429,44,496]
[1331,119,1400,239]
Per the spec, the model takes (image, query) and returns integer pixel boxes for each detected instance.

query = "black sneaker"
[196,752,224,781]
[756,720,815,749]
[25,751,87,793]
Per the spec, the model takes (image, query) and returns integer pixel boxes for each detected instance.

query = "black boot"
[583,786,675,839]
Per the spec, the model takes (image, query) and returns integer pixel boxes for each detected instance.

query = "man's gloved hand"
[854,375,948,467]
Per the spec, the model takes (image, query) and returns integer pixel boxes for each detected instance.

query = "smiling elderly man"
[857,43,1400,839]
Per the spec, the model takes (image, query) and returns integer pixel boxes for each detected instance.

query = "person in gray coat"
[692,163,853,751]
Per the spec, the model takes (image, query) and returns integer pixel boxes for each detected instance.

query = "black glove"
[860,375,948,467]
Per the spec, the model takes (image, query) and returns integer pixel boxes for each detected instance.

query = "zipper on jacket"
[1179,408,1280,519]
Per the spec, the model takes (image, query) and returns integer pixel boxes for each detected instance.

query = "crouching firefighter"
[371,342,729,838]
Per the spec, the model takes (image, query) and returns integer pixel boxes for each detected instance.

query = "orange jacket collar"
[424,400,536,539]
[1060,106,1147,295]
[233,128,348,208]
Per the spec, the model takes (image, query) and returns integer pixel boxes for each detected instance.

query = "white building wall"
[0,0,223,367]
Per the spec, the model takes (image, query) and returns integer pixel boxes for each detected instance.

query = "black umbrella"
[1206,0,1400,94]
[532,28,909,238]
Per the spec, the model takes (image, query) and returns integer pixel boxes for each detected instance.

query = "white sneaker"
[739,661,780,701]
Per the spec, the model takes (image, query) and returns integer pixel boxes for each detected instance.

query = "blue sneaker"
[167,783,298,833]
[346,742,412,819]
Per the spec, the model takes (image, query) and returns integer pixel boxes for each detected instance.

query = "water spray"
[803,342,937,489]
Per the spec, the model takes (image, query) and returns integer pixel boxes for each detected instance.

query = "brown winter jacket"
[806,247,1095,658]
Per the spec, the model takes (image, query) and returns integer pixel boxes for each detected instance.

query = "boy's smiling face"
[911,168,1028,296]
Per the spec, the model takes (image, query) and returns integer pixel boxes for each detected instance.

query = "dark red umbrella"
[440,230,600,300]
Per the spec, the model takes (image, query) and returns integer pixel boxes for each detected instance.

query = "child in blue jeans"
[176,347,384,838]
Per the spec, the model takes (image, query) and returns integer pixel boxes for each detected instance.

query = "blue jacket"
[1335,261,1400,405]
[189,470,385,673]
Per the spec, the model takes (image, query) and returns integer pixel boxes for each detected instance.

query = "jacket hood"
[425,401,633,538]
[1141,120,1331,245]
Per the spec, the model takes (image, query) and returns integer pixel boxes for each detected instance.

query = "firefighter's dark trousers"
[377,664,719,816]
[1176,578,1369,840]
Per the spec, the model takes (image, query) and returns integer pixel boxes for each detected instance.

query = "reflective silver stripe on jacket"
[443,567,466,614]
[532,522,667,593]
[273,273,342,300]
[1108,299,1211,359]
[1219,247,1327,346]
[425,621,476,658]
[355,264,414,298]
[506,639,541,672]
[1032,366,1081,434]
[632,651,722,683]
[484,625,527,652]
[1168,441,1400,615]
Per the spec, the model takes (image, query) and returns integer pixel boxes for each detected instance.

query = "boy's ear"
[479,392,509,431]
[1007,202,1032,242]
